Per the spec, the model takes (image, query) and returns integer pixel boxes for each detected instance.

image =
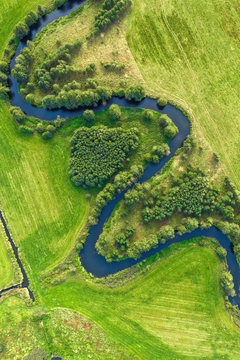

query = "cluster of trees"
[69,126,139,187]
[159,114,178,138]
[109,104,121,120]
[144,144,170,164]
[42,85,112,109]
[33,41,82,91]
[100,60,125,71]
[220,270,236,297]
[13,1,69,40]
[114,225,136,251]
[89,0,132,38]
[9,106,26,123]
[217,221,240,243]
[12,47,32,84]
[125,84,145,102]
[90,164,143,225]
[142,167,219,222]
[125,183,150,205]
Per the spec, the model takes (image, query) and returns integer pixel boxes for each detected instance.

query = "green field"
[42,241,240,359]
[127,0,240,189]
[0,227,14,289]
[0,0,240,358]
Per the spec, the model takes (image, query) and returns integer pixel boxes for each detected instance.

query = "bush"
[83,109,95,122]
[109,104,121,121]
[157,97,167,108]
[157,225,175,244]
[164,124,178,138]
[10,106,26,123]
[25,93,35,104]
[47,125,56,133]
[19,125,34,134]
[143,109,153,121]
[69,126,139,187]
[0,61,8,73]
[36,123,45,133]
[159,114,171,128]
[216,247,227,259]
[221,271,236,296]
[125,84,145,102]
[0,85,9,99]
[42,131,53,140]
[15,22,29,39]
[0,71,8,85]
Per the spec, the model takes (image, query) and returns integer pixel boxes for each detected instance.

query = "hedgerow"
[69,126,139,187]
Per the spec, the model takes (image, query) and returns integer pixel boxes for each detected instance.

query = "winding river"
[2,0,239,309]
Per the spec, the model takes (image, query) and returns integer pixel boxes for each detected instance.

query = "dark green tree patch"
[69,126,139,187]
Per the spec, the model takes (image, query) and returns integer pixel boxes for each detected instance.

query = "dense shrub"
[0,85,9,99]
[164,124,178,138]
[42,86,112,110]
[142,167,219,222]
[10,106,26,123]
[42,131,53,140]
[69,126,139,187]
[125,84,145,102]
[92,0,132,36]
[12,47,32,84]
[157,97,167,108]
[157,225,175,244]
[83,109,95,122]
[19,125,34,134]
[25,11,39,26]
[221,271,236,296]
[143,109,154,121]
[109,104,121,121]
[0,61,8,73]
[36,123,45,133]
[159,114,171,128]
[14,22,29,39]
[101,60,125,71]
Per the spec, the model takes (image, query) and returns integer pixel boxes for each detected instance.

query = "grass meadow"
[0,227,14,289]
[127,0,240,189]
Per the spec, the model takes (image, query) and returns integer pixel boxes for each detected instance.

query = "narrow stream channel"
[2,0,239,308]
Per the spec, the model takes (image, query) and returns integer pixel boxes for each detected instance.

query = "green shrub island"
[96,166,240,261]
[69,126,139,187]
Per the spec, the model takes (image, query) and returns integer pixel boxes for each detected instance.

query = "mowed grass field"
[127,0,240,189]
[43,242,240,359]
[0,101,89,281]
[0,227,14,289]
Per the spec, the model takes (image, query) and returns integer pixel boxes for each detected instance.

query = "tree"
[182,217,198,232]
[36,123,44,133]
[10,106,25,123]
[19,125,34,134]
[83,109,95,122]
[157,225,175,243]
[109,104,121,121]
[25,11,38,27]
[164,125,178,138]
[157,97,167,108]
[47,125,56,133]
[15,22,29,39]
[143,109,153,121]
[159,114,171,128]
[42,131,53,140]
[0,85,9,99]
[125,84,145,102]
[221,271,236,296]
[0,61,8,73]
